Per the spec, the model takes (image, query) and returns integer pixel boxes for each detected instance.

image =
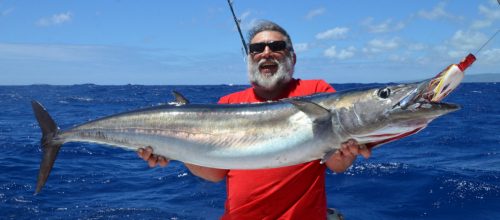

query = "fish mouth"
[391,73,462,114]
[393,61,465,112]
[363,127,424,149]
[358,63,465,150]
[362,97,459,150]
[381,78,461,146]
[391,81,460,119]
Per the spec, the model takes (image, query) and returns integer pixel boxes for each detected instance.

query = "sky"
[0,0,499,85]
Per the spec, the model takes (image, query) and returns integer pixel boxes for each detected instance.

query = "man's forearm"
[184,163,229,182]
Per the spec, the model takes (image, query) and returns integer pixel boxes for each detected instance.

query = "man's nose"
[260,46,272,58]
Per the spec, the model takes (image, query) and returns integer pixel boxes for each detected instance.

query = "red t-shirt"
[218,78,336,220]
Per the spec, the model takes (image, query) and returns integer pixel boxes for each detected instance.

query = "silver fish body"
[31,81,459,194]
[60,101,332,169]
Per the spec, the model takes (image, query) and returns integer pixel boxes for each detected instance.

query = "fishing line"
[476,0,500,55]
[475,29,500,55]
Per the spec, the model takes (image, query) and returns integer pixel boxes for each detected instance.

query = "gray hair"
[247,20,294,52]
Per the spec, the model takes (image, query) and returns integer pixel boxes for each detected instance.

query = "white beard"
[247,54,294,91]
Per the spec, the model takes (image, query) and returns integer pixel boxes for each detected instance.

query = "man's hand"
[137,146,228,182]
[325,139,371,173]
[137,146,169,167]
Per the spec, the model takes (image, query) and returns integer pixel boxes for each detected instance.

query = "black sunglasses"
[248,41,288,54]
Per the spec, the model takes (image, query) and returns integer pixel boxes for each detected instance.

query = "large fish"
[31,55,475,194]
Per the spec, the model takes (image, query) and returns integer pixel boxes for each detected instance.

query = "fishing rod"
[226,0,248,55]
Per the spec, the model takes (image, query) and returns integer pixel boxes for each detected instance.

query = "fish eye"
[377,88,391,99]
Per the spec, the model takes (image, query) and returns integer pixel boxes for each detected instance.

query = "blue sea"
[0,83,499,220]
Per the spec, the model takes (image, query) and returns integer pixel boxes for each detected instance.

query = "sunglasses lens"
[249,41,287,54]
[249,43,266,54]
[268,41,286,51]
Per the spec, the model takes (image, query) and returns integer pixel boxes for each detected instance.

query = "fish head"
[332,81,460,149]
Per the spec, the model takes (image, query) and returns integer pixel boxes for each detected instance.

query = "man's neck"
[253,80,292,101]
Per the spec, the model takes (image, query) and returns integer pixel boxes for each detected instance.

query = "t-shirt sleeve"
[218,95,229,104]
[218,88,254,104]
[316,80,336,93]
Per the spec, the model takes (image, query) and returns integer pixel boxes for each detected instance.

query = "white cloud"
[324,46,337,58]
[0,43,108,62]
[388,54,406,62]
[36,11,73,27]
[417,2,456,20]
[323,45,355,60]
[471,4,500,29]
[478,4,500,20]
[0,42,251,85]
[447,30,488,55]
[361,17,405,33]
[480,48,500,65]
[337,46,356,59]
[240,10,251,21]
[1,7,14,16]
[408,43,427,51]
[240,17,259,32]
[471,19,493,29]
[294,43,309,53]
[364,38,400,54]
[315,27,349,40]
[305,8,325,20]
[236,10,255,32]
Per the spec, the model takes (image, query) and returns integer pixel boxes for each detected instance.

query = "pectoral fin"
[287,99,333,138]
[287,99,331,122]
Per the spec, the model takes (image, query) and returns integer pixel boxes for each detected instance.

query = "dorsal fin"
[171,90,190,105]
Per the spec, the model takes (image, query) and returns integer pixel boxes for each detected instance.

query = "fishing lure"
[426,29,499,102]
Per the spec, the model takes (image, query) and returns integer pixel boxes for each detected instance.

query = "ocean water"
[0,83,499,220]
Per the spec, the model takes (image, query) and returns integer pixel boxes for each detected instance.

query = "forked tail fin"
[31,100,62,194]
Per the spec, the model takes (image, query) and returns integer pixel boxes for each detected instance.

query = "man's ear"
[292,52,297,65]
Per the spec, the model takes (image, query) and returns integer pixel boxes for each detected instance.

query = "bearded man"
[138,20,371,220]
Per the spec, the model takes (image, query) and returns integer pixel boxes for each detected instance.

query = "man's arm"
[325,139,371,173]
[137,147,228,182]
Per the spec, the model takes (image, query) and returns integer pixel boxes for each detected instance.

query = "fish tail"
[31,100,63,195]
